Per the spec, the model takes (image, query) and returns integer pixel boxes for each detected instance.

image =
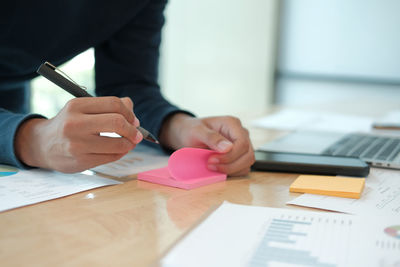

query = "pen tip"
[146,134,159,145]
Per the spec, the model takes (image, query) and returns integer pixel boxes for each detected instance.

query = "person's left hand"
[159,113,255,176]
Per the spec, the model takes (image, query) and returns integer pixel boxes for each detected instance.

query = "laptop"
[259,131,400,169]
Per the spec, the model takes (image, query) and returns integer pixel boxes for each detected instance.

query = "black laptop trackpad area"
[252,151,370,177]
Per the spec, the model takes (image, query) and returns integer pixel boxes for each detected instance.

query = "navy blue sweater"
[0,0,186,168]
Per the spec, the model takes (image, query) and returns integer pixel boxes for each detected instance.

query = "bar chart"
[249,215,352,267]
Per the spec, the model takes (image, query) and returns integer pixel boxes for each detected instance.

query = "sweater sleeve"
[0,108,46,168]
[94,0,194,139]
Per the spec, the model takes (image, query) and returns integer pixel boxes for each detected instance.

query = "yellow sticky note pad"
[289,175,365,199]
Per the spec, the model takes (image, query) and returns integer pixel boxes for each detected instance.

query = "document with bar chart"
[161,202,400,267]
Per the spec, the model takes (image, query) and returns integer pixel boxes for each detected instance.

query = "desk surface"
[0,127,316,267]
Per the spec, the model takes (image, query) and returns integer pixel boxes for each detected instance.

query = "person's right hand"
[15,96,142,173]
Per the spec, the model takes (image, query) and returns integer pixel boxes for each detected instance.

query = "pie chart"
[0,165,18,177]
[384,225,400,239]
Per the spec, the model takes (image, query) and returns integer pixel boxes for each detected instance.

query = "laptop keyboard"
[322,133,400,162]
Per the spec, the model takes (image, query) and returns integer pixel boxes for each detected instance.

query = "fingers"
[208,128,251,165]
[85,113,141,144]
[121,97,133,111]
[202,116,255,176]
[191,125,234,153]
[62,113,141,145]
[121,97,140,127]
[66,97,136,125]
[58,135,138,173]
[205,116,244,143]
[77,135,137,154]
[208,145,255,176]
[34,96,142,173]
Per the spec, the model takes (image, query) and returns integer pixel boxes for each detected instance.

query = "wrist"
[159,113,194,150]
[14,118,49,168]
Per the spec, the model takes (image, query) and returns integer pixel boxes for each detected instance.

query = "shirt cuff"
[0,113,46,169]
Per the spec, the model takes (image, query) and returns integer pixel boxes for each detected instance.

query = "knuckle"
[64,99,79,112]
[124,97,133,107]
[111,115,126,131]
[62,119,77,136]
[216,155,229,164]
[217,164,229,174]
[227,115,241,125]
[238,140,248,152]
[249,152,256,165]
[108,96,122,111]
[224,155,235,164]
[243,127,250,136]
[239,168,251,176]
[242,134,252,149]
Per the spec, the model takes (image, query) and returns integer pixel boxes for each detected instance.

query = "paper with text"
[0,169,120,212]
[91,144,169,177]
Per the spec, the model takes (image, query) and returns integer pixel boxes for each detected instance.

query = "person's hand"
[159,113,255,176]
[15,97,142,173]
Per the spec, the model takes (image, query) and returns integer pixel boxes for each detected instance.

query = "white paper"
[287,168,400,216]
[0,169,120,212]
[91,144,169,177]
[161,202,400,267]
[252,109,374,133]
[376,110,400,125]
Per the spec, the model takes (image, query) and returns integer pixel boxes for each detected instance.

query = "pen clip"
[44,61,88,91]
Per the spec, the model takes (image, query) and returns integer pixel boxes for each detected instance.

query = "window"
[31,49,95,118]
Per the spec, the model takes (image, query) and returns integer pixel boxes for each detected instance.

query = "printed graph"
[249,215,352,267]
[384,225,400,240]
[0,165,18,177]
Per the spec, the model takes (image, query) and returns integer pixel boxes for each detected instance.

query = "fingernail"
[134,117,140,127]
[208,157,219,164]
[208,165,218,171]
[135,131,143,143]
[217,140,233,152]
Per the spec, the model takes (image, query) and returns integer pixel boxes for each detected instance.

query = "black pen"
[37,61,159,144]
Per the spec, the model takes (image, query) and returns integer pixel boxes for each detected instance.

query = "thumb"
[196,128,233,153]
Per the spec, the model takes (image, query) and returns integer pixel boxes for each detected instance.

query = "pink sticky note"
[137,148,226,190]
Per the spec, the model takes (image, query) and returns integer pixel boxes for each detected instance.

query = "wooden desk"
[0,127,313,267]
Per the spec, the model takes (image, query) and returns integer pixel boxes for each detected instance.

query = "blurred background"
[32,0,400,119]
